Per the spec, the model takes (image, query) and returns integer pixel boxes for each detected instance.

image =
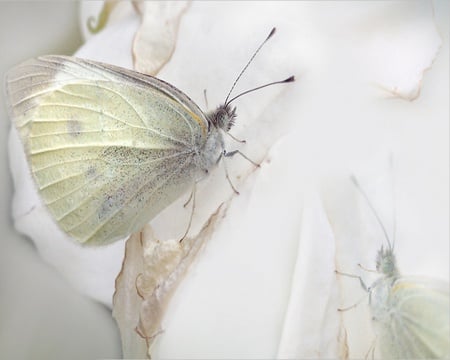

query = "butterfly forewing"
[6,55,209,245]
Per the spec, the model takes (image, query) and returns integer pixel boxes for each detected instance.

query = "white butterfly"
[338,176,449,359]
[6,28,294,245]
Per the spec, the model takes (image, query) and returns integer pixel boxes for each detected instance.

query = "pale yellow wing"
[6,55,209,245]
[374,277,450,359]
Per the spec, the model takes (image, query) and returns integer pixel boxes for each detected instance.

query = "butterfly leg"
[336,292,369,312]
[335,270,369,291]
[203,89,209,109]
[221,154,240,195]
[225,131,246,144]
[335,269,370,311]
[183,186,195,208]
[223,149,260,167]
[218,149,261,195]
[213,151,239,194]
[179,183,197,243]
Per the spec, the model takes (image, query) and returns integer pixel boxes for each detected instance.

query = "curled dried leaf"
[87,0,121,34]
[365,2,441,101]
[112,228,147,359]
[132,1,190,75]
[113,203,227,359]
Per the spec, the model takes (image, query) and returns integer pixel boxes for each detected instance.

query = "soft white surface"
[0,3,121,360]
[276,189,340,358]
[6,1,449,359]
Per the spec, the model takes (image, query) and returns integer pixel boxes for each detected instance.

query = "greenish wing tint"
[6,56,209,245]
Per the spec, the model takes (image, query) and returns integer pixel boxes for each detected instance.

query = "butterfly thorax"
[206,104,236,131]
[192,125,224,178]
[191,104,235,176]
[369,275,399,324]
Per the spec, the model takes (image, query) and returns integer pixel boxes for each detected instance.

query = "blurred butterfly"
[337,175,449,359]
[6,27,294,246]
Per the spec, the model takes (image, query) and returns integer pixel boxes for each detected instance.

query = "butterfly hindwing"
[6,55,209,245]
[373,277,450,359]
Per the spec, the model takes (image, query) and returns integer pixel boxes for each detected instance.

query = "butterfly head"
[207,104,236,132]
[376,246,399,278]
[204,28,293,134]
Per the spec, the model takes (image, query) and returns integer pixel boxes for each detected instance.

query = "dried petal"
[132,1,190,75]
[87,0,121,34]
[113,203,227,358]
[112,229,147,359]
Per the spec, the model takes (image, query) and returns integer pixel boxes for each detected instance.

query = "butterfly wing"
[6,55,210,245]
[373,277,450,359]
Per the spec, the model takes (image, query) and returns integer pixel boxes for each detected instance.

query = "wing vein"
[83,154,194,240]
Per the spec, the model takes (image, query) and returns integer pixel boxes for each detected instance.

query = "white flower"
[6,1,448,358]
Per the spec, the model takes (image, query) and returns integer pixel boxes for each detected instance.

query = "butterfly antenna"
[351,175,393,251]
[226,76,295,105]
[389,154,396,251]
[224,27,277,106]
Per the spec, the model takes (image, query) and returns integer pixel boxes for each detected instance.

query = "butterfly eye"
[207,105,233,130]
